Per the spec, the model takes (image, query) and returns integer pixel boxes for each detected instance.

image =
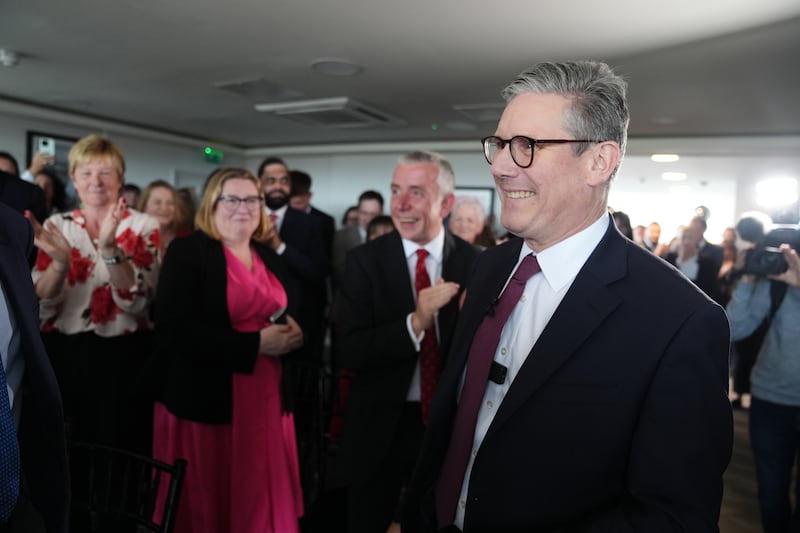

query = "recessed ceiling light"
[651,154,680,163]
[311,58,362,77]
[662,172,687,181]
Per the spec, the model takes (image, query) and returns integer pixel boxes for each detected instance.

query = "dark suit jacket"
[665,250,724,305]
[309,205,335,259]
[337,230,479,485]
[277,207,330,363]
[0,170,47,266]
[0,202,69,533]
[403,221,732,532]
[156,230,298,424]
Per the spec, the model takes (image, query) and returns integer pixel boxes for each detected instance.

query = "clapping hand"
[411,279,460,335]
[24,210,71,267]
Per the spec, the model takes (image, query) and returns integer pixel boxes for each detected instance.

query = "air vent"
[254,97,405,128]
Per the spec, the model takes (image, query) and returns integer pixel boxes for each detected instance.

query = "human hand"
[28,151,54,175]
[24,210,71,266]
[768,244,800,287]
[411,279,460,334]
[98,197,126,253]
[263,224,282,250]
[259,315,304,356]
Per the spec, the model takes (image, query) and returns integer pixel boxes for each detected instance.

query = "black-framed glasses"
[217,195,264,211]
[481,135,598,168]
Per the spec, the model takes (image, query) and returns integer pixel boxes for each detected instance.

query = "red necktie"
[269,213,278,227]
[415,249,441,424]
[435,254,541,527]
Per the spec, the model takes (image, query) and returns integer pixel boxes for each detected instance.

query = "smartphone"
[269,307,288,325]
[37,137,56,159]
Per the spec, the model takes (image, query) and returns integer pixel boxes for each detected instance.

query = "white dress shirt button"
[500,347,507,356]
[520,294,527,302]
[486,400,493,409]
[460,500,466,509]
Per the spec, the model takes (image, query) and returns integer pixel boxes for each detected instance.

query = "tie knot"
[417,249,429,261]
[512,254,540,284]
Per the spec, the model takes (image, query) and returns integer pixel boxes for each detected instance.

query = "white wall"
[4,106,800,243]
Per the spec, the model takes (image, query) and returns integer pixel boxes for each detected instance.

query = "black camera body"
[743,225,800,276]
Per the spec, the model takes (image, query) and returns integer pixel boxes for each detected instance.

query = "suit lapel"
[486,224,627,439]
[383,231,416,312]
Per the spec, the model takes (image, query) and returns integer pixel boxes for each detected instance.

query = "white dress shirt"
[401,228,445,402]
[266,204,289,255]
[454,214,608,529]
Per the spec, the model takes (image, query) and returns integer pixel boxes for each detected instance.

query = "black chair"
[69,441,187,533]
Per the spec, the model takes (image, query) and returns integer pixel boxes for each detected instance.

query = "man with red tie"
[337,151,479,533]
[403,61,732,532]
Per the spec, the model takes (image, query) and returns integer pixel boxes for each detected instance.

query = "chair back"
[70,441,187,533]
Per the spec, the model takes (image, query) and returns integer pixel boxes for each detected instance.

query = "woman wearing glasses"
[153,168,304,533]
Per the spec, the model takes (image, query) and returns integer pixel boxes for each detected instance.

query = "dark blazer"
[337,230,479,485]
[665,250,724,305]
[278,207,330,363]
[309,205,335,259]
[0,170,47,266]
[0,202,69,533]
[403,221,733,532]
[156,230,298,424]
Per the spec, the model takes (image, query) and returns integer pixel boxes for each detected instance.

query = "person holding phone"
[152,168,305,533]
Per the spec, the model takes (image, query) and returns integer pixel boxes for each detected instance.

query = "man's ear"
[586,141,621,187]
[440,193,456,218]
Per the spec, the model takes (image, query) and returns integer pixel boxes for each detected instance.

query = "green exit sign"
[204,147,224,164]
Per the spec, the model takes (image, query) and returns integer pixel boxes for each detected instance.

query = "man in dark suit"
[0,202,69,533]
[289,169,335,259]
[403,61,732,532]
[258,157,330,504]
[338,151,479,533]
[690,214,725,277]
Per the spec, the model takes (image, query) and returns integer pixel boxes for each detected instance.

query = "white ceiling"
[1,0,799,150]
[2,0,800,228]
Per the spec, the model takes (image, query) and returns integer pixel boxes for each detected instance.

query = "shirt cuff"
[276,242,287,255]
[406,313,424,351]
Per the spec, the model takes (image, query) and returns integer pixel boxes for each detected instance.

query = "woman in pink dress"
[153,168,304,533]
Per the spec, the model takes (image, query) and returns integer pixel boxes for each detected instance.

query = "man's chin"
[265,196,288,210]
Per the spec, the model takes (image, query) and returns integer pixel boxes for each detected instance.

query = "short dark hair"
[358,190,384,209]
[290,170,312,197]
[257,157,287,178]
[0,151,20,176]
[122,183,141,194]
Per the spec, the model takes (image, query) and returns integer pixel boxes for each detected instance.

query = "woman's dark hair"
[36,168,68,212]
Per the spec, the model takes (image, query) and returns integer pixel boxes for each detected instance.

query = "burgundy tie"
[415,249,442,424]
[435,254,541,527]
[269,213,278,227]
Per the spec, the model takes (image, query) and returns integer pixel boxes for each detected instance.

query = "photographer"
[727,241,800,533]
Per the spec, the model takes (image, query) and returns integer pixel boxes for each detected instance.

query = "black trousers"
[347,402,425,533]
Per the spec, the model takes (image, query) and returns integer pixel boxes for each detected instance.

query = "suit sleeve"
[155,236,259,373]
[337,246,417,372]
[566,301,733,532]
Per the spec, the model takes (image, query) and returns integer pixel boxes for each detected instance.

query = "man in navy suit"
[0,202,69,533]
[338,151,479,533]
[403,61,732,532]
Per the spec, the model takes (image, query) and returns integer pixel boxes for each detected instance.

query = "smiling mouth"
[396,217,417,223]
[505,190,535,199]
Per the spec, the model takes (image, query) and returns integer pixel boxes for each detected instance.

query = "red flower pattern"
[67,248,94,285]
[116,228,155,268]
[89,285,121,325]
[35,249,53,272]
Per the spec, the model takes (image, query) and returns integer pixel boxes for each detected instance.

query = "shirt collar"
[519,213,609,292]
[402,227,446,263]
[267,204,289,220]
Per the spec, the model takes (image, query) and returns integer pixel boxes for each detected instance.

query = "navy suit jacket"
[0,202,69,533]
[403,220,733,532]
[337,230,479,485]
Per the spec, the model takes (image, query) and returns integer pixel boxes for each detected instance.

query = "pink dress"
[153,247,303,533]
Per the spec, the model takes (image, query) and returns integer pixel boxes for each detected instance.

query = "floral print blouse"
[32,208,160,336]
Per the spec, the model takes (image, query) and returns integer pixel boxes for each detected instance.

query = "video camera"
[741,224,800,276]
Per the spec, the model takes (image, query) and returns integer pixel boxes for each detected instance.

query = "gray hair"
[452,195,485,221]
[501,60,629,179]
[398,150,455,197]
